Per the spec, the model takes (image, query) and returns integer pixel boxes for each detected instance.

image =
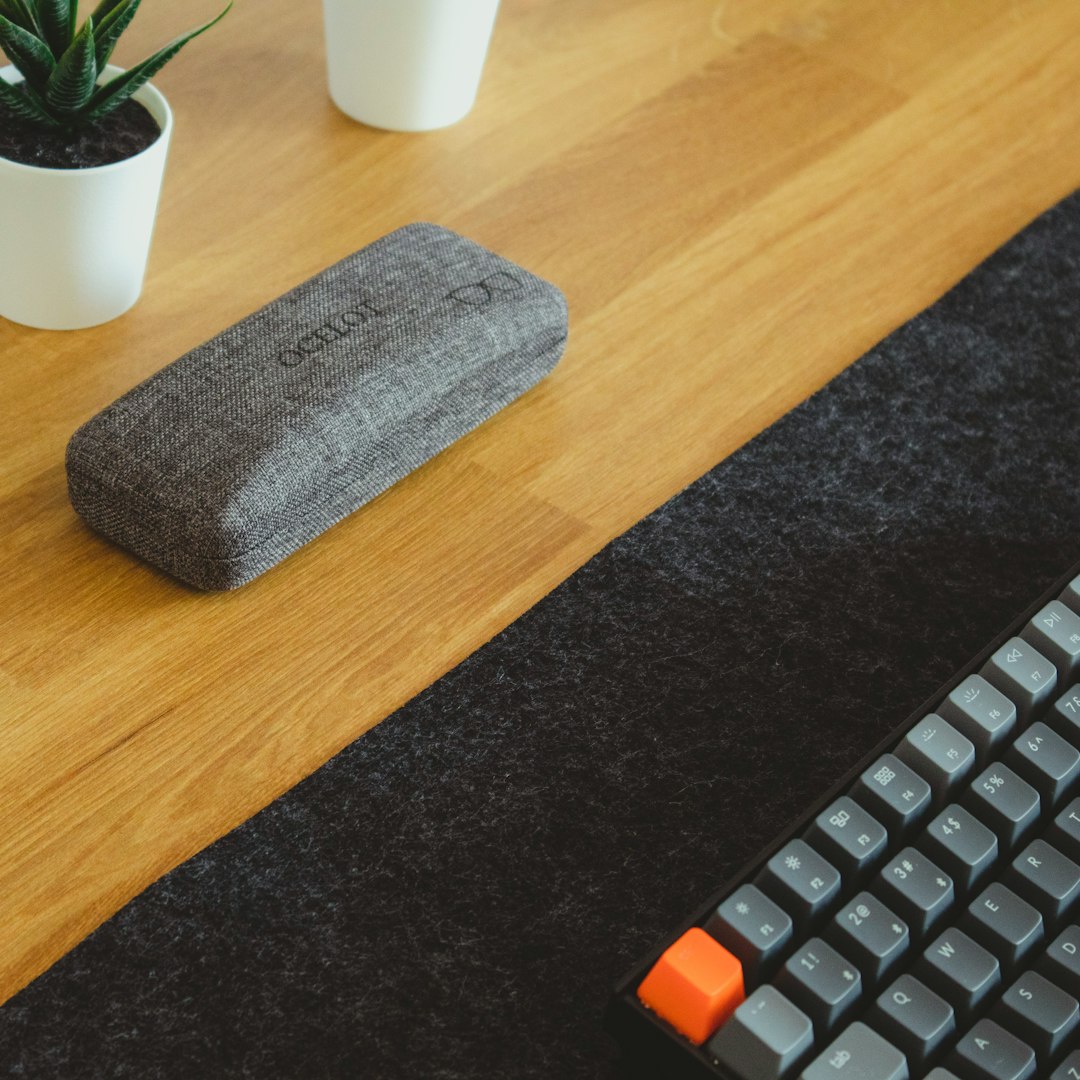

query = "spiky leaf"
[36,0,74,57]
[84,1,230,123]
[90,0,129,26]
[0,12,54,91]
[45,16,95,113]
[0,1,25,28]
[0,0,43,37]
[94,0,140,71]
[0,72,59,125]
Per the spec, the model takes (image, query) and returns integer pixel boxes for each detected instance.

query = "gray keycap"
[1046,797,1080,863]
[1049,685,1080,745]
[707,986,813,1080]
[756,840,841,931]
[949,1019,1035,1080]
[992,970,1079,1064]
[896,715,975,804]
[1037,924,1080,997]
[1051,1050,1080,1080]
[982,637,1057,724]
[873,846,954,941]
[939,675,1017,765]
[1006,840,1080,930]
[775,936,861,1039]
[1029,601,1080,684]
[1060,574,1080,615]
[798,1022,908,1080]
[925,1072,961,1080]
[962,882,1044,973]
[705,884,793,986]
[851,754,932,839]
[1005,721,1080,810]
[920,804,998,897]
[805,797,888,882]
[867,973,954,1074]
[1022,601,1080,687]
[916,927,1001,1023]
[962,762,1041,854]
[825,892,909,990]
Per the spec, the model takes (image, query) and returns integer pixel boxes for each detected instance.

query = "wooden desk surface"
[3,0,1080,1007]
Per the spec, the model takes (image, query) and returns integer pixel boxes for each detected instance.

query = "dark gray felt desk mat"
[5,192,1080,1077]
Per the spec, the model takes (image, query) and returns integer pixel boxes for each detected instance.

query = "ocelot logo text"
[277,302,382,368]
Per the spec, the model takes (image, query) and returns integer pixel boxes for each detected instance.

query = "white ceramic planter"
[323,0,500,132]
[0,65,173,331]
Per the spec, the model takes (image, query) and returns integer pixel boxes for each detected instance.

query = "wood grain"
[3,0,1080,1005]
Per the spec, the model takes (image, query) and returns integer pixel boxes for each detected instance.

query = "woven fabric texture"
[65,223,568,590]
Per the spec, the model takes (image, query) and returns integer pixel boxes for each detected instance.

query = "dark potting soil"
[0,90,160,169]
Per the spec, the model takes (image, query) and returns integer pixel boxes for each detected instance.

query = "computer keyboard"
[606,563,1080,1079]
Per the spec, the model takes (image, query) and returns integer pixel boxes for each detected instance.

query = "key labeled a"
[949,1018,1036,1079]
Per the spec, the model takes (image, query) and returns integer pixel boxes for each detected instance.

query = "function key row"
[709,782,1080,994]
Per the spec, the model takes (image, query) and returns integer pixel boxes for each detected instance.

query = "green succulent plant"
[0,0,231,132]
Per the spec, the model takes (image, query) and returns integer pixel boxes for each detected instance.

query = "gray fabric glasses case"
[66,223,568,590]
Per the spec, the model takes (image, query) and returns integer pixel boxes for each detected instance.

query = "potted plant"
[322,0,500,132]
[0,0,230,330]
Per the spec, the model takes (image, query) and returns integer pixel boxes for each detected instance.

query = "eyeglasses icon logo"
[446,271,525,306]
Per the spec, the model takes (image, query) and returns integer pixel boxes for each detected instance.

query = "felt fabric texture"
[65,222,568,590]
[5,191,1080,1079]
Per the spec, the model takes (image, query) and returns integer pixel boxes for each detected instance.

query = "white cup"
[323,0,501,132]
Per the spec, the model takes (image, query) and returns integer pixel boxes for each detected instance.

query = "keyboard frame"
[604,560,1080,1079]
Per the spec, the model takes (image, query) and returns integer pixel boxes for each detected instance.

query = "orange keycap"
[636,927,745,1045]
